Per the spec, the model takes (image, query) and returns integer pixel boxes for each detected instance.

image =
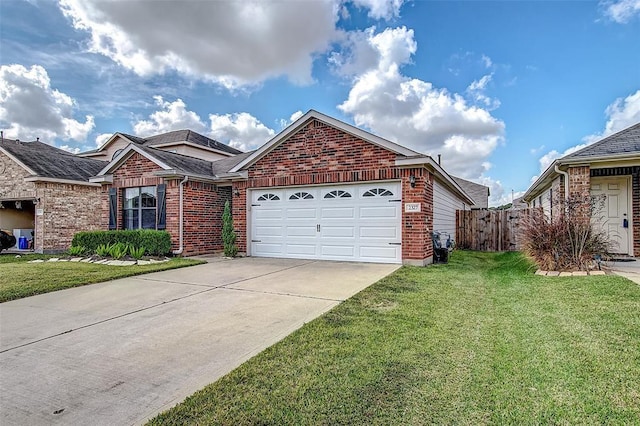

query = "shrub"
[522,195,611,271]
[67,245,86,256]
[96,243,113,257]
[129,246,146,260]
[222,200,237,257]
[72,230,171,256]
[108,242,128,259]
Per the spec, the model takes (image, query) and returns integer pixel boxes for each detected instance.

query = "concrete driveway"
[0,257,398,425]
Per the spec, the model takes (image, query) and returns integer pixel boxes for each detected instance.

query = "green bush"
[108,242,128,259]
[222,200,238,257]
[129,245,146,260]
[72,230,171,256]
[96,243,113,257]
[67,245,86,256]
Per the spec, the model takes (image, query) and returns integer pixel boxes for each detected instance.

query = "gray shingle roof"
[452,176,489,209]
[1,139,107,181]
[135,130,243,155]
[136,146,254,177]
[563,122,640,160]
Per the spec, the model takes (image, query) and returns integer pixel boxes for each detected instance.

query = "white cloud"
[336,27,505,179]
[0,64,94,143]
[209,113,275,151]
[95,133,112,148]
[601,0,640,23]
[59,145,81,154]
[59,0,340,88]
[481,54,493,69]
[279,110,304,129]
[131,97,276,152]
[132,96,208,136]
[351,0,404,20]
[466,73,500,110]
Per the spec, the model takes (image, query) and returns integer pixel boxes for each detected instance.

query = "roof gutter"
[554,164,570,200]
[173,176,189,256]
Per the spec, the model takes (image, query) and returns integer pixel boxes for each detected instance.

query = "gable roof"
[92,143,252,182]
[452,176,490,208]
[523,121,640,201]
[563,122,640,160]
[83,129,242,157]
[0,138,106,182]
[230,110,421,172]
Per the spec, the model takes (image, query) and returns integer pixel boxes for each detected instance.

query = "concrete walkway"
[606,258,640,284]
[0,257,399,425]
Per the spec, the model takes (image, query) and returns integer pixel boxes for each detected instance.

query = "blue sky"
[1,0,639,205]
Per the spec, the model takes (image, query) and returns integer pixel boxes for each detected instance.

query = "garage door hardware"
[388,242,401,245]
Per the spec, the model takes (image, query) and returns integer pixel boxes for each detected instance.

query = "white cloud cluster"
[133,96,208,136]
[351,0,404,20]
[131,97,275,151]
[534,89,640,178]
[0,64,94,143]
[209,113,275,151]
[58,0,408,88]
[336,27,505,178]
[601,0,640,23]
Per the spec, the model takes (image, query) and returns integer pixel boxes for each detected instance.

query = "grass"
[0,254,205,302]
[149,251,640,425]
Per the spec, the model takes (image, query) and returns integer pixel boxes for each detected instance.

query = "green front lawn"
[150,251,640,425]
[0,254,204,302]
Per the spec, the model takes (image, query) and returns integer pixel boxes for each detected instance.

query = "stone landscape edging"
[27,257,170,266]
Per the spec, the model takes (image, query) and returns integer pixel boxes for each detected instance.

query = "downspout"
[554,164,569,200]
[172,176,189,255]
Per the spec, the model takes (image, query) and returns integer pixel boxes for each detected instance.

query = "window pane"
[123,209,138,230]
[124,188,139,209]
[141,209,156,229]
[141,186,157,208]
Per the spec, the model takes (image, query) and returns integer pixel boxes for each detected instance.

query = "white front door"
[591,177,631,255]
[250,182,402,263]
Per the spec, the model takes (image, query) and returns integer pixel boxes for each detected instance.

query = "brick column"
[232,181,248,254]
[401,168,433,266]
[567,165,591,223]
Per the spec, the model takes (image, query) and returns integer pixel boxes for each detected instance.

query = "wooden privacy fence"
[455,209,532,252]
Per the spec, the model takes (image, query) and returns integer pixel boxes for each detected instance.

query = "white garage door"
[250,182,402,263]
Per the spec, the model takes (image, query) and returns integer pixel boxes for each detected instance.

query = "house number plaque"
[405,203,421,212]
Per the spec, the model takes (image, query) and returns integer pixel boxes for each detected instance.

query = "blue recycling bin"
[18,236,28,250]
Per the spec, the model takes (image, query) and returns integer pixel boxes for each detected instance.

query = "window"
[324,190,352,199]
[363,188,394,197]
[123,186,157,229]
[257,193,280,201]
[289,192,314,200]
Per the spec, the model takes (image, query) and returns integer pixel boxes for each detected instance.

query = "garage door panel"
[254,226,283,237]
[286,244,317,256]
[321,207,355,219]
[321,245,355,257]
[360,246,399,260]
[322,226,355,238]
[254,208,284,219]
[360,206,398,219]
[253,243,284,255]
[286,208,317,219]
[360,226,398,239]
[286,226,316,237]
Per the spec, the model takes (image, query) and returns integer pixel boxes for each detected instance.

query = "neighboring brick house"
[0,138,106,252]
[90,110,475,264]
[523,122,640,256]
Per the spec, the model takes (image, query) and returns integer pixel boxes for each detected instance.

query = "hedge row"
[72,230,172,256]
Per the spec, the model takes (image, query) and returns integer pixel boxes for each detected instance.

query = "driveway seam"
[220,286,343,302]
[0,260,319,354]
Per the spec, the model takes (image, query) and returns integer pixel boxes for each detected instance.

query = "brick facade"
[232,119,435,265]
[567,165,591,222]
[1,151,102,253]
[103,152,230,256]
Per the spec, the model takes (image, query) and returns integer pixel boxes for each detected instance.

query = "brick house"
[90,110,480,264]
[0,138,106,252]
[523,122,640,256]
